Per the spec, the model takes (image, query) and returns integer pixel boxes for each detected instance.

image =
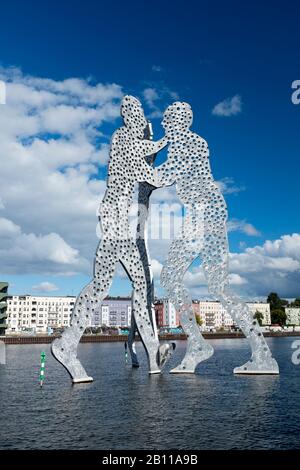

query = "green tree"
[267,292,284,312]
[271,309,287,326]
[195,314,203,326]
[291,298,300,307]
[253,310,264,326]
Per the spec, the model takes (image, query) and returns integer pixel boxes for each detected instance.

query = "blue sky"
[0,0,300,299]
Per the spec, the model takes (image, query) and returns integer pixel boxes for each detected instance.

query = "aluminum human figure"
[52,95,171,382]
[127,122,174,369]
[157,102,279,375]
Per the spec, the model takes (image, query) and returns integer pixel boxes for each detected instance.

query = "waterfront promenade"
[1,330,300,344]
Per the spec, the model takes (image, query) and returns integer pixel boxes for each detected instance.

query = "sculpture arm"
[132,137,167,186]
[135,136,168,157]
[134,157,160,186]
[156,160,176,187]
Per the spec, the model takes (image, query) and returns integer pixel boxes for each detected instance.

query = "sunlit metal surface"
[52,96,170,382]
[158,102,279,374]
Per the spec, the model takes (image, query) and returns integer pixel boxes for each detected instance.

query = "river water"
[0,337,299,449]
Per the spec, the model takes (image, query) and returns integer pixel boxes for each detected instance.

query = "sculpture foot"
[234,356,279,375]
[129,341,139,368]
[72,376,94,384]
[51,336,93,383]
[170,343,214,374]
[158,342,176,370]
[149,369,161,375]
[131,354,140,368]
[149,357,161,374]
[169,366,196,374]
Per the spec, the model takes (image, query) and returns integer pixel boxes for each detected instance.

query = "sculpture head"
[121,95,147,139]
[162,102,193,135]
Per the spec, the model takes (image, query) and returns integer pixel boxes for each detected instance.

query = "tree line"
[258,292,300,326]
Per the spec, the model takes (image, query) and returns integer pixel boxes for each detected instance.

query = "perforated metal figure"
[157,102,279,375]
[52,95,171,383]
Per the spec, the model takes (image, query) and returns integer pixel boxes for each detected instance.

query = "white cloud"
[143,87,159,107]
[142,85,179,119]
[151,259,163,277]
[0,217,88,275]
[32,281,59,293]
[0,67,121,276]
[216,177,245,194]
[228,234,300,297]
[150,232,300,299]
[0,217,21,237]
[152,65,163,72]
[212,94,242,117]
[227,219,261,236]
[228,273,248,285]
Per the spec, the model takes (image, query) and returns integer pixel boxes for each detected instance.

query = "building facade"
[285,307,300,326]
[90,297,132,328]
[6,295,76,334]
[247,302,271,326]
[154,299,180,328]
[154,299,271,329]
[154,301,164,328]
[6,294,271,333]
[6,295,132,333]
[163,299,179,328]
[191,301,206,327]
[0,282,9,335]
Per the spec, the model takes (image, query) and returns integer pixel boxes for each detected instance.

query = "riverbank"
[1,330,300,344]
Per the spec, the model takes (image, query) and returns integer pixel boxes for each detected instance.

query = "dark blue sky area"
[0,0,299,245]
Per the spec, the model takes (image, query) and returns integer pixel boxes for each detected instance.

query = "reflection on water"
[0,337,299,449]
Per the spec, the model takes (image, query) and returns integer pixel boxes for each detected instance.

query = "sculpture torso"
[159,130,227,221]
[100,126,156,240]
[104,127,138,207]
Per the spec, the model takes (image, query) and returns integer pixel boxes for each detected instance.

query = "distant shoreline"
[1,331,299,344]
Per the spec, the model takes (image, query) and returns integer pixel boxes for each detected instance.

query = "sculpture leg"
[203,226,279,375]
[120,241,162,374]
[161,238,213,374]
[128,313,139,367]
[51,281,95,383]
[51,239,118,383]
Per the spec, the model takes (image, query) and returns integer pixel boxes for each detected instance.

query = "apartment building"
[6,295,132,333]
[6,295,76,334]
[154,299,271,329]
[6,294,271,333]
[90,297,132,328]
[285,307,300,326]
[0,282,8,335]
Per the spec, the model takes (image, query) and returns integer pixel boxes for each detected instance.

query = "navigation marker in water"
[124,341,128,364]
[40,351,46,387]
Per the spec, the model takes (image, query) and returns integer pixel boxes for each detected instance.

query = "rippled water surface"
[0,337,299,449]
